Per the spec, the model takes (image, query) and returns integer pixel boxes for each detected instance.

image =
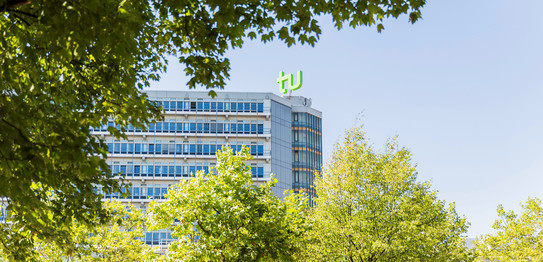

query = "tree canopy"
[0,0,426,258]
[1,201,157,262]
[474,197,543,261]
[300,126,471,261]
[147,147,308,261]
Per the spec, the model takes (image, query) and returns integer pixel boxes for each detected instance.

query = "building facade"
[92,90,322,246]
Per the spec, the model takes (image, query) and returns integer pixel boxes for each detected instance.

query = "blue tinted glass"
[231,102,237,111]
[250,103,256,112]
[197,102,203,111]
[210,102,216,111]
[258,146,263,156]
[217,102,223,111]
[257,103,263,112]
[258,124,263,134]
[177,102,183,111]
[189,144,196,155]
[149,144,154,153]
[107,143,113,153]
[196,123,203,132]
[176,144,182,154]
[155,144,161,154]
[203,123,209,133]
[210,144,216,155]
[244,103,250,112]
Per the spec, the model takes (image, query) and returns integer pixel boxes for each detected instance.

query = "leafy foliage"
[0,0,426,258]
[30,201,157,262]
[147,147,308,261]
[300,126,471,261]
[474,197,543,261]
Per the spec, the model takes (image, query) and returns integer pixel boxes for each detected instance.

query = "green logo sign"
[277,70,303,94]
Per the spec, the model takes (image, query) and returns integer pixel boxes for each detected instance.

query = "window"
[114,143,120,154]
[190,102,196,111]
[155,144,162,154]
[294,151,299,162]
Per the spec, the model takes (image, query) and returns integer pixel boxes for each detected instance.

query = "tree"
[300,126,471,261]
[147,147,308,261]
[0,0,426,258]
[25,201,157,262]
[474,197,543,261]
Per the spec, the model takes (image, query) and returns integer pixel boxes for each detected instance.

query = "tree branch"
[1,0,31,11]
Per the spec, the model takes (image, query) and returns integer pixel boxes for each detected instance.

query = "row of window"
[293,129,322,150]
[154,101,264,113]
[293,150,323,170]
[107,143,265,156]
[104,185,170,200]
[94,122,265,135]
[293,170,315,189]
[292,112,322,132]
[143,231,175,245]
[110,164,264,178]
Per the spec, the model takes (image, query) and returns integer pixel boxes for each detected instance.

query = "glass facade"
[152,101,264,113]
[292,112,322,206]
[108,163,264,178]
[94,121,265,135]
[92,92,321,248]
[106,142,265,156]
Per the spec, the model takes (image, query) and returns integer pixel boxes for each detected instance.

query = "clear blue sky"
[150,0,543,237]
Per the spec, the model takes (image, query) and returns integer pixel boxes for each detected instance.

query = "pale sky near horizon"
[150,0,543,237]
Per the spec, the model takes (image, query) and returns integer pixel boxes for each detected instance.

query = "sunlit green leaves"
[147,147,308,261]
[474,197,543,261]
[31,201,158,262]
[299,126,471,261]
[0,0,426,259]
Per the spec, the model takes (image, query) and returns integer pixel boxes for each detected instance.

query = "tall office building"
[92,90,322,246]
